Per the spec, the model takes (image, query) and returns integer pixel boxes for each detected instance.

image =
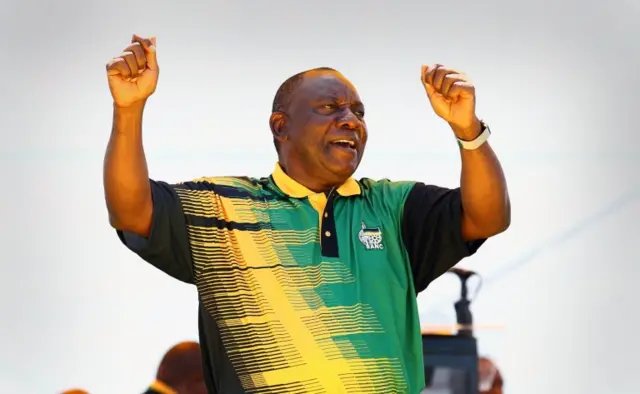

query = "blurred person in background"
[143,341,206,394]
[478,357,503,394]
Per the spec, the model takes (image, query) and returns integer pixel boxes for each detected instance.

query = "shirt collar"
[271,162,361,198]
[148,380,177,394]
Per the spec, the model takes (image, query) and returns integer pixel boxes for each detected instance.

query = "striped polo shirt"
[119,163,483,394]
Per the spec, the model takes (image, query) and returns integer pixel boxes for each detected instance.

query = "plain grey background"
[1,0,638,393]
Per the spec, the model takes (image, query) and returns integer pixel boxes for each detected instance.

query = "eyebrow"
[318,95,365,107]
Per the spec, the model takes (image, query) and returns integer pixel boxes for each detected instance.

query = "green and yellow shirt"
[119,163,484,394]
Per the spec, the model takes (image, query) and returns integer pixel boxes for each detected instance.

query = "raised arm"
[103,34,159,237]
[102,35,194,283]
[421,64,511,241]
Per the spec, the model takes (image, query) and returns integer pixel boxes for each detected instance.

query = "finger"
[447,81,475,100]
[421,65,429,85]
[120,51,139,79]
[433,68,459,92]
[424,64,442,87]
[123,42,146,73]
[441,74,467,97]
[106,57,131,80]
[131,34,158,71]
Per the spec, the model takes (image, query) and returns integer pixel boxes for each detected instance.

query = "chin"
[325,160,359,181]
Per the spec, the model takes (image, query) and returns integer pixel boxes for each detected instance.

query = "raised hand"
[106,34,159,108]
[421,64,480,139]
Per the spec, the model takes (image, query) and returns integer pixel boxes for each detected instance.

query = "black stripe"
[202,263,293,273]
[321,193,340,258]
[176,177,287,202]
[187,215,273,231]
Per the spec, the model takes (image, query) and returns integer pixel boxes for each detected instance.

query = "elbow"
[495,215,511,234]
[469,202,511,239]
[475,215,509,240]
[106,206,153,237]
[493,200,512,235]
[107,212,132,232]
[108,213,126,230]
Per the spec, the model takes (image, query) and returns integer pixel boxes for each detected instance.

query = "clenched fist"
[421,64,480,140]
[106,34,159,108]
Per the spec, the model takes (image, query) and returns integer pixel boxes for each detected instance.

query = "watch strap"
[456,122,491,150]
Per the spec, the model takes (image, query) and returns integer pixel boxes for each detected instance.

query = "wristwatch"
[456,121,491,150]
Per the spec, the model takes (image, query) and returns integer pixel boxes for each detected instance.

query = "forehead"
[293,71,361,105]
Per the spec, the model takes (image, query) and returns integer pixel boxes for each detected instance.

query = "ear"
[269,112,288,144]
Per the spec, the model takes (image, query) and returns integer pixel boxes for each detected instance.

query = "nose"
[337,111,359,130]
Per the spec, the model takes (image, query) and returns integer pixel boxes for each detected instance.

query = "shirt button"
[324,212,328,218]
[324,231,331,237]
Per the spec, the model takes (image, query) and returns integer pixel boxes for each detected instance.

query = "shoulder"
[356,178,418,218]
[358,178,417,200]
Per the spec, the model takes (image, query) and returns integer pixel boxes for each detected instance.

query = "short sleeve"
[117,180,194,284]
[401,183,486,293]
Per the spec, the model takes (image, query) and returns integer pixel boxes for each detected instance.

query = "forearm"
[103,101,153,236]
[459,139,510,238]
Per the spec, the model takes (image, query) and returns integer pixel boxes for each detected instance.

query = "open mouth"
[330,139,357,153]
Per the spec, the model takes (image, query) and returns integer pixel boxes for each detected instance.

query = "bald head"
[479,357,503,394]
[156,341,204,390]
[271,67,339,152]
[61,389,89,394]
[272,67,339,114]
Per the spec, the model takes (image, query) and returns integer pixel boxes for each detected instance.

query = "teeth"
[335,140,355,147]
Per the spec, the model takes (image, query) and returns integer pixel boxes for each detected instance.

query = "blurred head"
[156,341,206,394]
[61,390,89,394]
[270,67,368,192]
[478,357,503,394]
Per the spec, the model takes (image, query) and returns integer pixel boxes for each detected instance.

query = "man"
[478,357,503,394]
[61,389,89,394]
[143,341,207,394]
[104,34,510,394]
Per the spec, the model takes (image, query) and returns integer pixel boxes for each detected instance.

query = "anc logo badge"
[358,222,384,250]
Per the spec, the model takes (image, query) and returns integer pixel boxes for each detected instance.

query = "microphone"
[447,268,477,299]
[447,267,480,337]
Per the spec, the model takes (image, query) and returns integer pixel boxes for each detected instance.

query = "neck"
[279,162,339,193]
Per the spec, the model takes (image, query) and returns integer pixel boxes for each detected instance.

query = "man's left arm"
[402,65,511,292]
[457,125,511,241]
[422,64,511,241]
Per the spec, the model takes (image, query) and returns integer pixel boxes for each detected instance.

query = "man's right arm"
[103,35,194,284]
[104,34,159,234]
[103,103,153,237]
[103,103,195,284]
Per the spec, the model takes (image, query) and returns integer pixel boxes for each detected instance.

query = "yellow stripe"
[230,231,347,392]
[176,178,408,393]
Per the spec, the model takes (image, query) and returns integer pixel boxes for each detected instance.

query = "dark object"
[421,268,482,393]
[422,334,478,393]
[448,268,478,337]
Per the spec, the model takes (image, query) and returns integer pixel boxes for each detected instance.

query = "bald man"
[61,389,89,394]
[479,357,503,394]
[144,341,206,394]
